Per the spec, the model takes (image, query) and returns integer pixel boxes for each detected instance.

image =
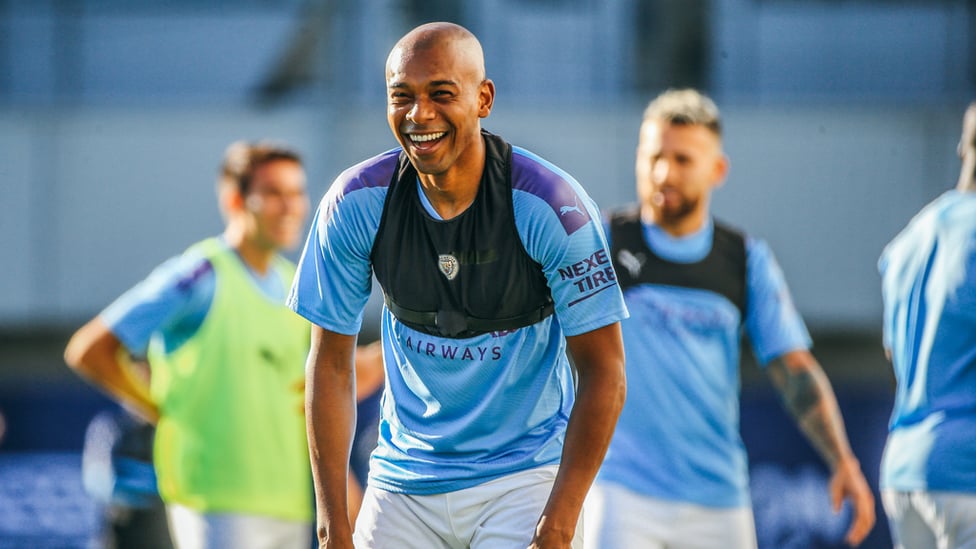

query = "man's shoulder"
[152,239,218,294]
[509,146,577,191]
[509,147,594,236]
[332,148,401,195]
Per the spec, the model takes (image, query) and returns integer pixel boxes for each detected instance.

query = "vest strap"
[384,294,555,338]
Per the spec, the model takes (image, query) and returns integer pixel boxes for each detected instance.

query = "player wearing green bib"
[66,141,314,548]
[148,238,310,520]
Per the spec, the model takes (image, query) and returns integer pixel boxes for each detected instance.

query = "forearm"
[769,351,855,469]
[544,366,625,529]
[64,319,158,422]
[306,329,358,547]
[536,324,626,545]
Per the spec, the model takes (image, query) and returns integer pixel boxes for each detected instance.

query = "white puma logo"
[617,250,645,278]
[560,196,585,217]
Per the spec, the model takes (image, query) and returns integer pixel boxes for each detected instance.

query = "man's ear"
[219,185,245,215]
[478,79,495,119]
[712,153,730,189]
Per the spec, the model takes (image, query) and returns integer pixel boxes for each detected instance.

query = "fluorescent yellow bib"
[148,239,312,521]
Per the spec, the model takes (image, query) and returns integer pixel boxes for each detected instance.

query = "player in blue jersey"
[288,22,627,549]
[878,101,976,549]
[584,89,875,548]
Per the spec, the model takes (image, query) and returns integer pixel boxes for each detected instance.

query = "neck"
[417,132,486,220]
[223,224,274,275]
[418,175,480,219]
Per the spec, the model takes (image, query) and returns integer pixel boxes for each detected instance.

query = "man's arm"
[306,326,358,549]
[64,318,159,423]
[530,322,626,549]
[766,349,876,546]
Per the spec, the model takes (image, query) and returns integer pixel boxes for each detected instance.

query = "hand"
[527,515,576,549]
[829,457,876,546]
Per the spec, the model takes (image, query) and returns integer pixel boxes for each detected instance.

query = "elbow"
[63,320,117,378]
[594,353,627,418]
[64,332,86,371]
[614,358,627,413]
[63,332,94,375]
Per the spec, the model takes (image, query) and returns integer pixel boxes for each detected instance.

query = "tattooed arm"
[766,349,876,546]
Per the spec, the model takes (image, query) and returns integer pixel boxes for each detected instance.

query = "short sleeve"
[743,237,812,365]
[510,148,628,336]
[100,251,215,357]
[287,160,389,334]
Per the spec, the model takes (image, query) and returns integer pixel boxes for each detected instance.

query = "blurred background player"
[585,88,876,548]
[877,101,976,549]
[64,141,315,549]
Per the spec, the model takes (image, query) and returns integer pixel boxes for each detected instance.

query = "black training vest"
[608,207,748,316]
[370,131,554,339]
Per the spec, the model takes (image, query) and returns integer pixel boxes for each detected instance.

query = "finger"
[844,493,876,546]
[845,512,870,546]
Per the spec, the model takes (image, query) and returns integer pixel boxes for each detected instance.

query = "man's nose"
[407,97,435,123]
[652,159,671,183]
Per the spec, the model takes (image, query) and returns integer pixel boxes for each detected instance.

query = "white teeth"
[410,132,445,143]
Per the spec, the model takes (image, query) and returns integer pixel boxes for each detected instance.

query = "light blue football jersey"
[597,218,811,508]
[288,143,628,495]
[879,190,976,492]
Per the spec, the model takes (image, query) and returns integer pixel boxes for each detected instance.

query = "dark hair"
[219,141,302,195]
[643,88,722,137]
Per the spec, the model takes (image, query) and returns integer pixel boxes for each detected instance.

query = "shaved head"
[387,22,486,82]
[384,22,494,188]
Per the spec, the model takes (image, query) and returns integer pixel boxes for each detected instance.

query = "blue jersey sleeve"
[510,148,628,336]
[100,250,215,357]
[743,237,812,365]
[287,154,393,335]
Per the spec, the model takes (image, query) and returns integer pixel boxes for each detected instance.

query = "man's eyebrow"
[387,79,459,89]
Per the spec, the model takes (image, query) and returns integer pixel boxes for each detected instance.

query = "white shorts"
[166,504,312,549]
[353,465,582,549]
[882,489,976,549]
[583,481,757,549]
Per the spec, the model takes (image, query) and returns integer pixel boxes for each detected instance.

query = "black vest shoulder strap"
[609,207,748,317]
[370,131,554,338]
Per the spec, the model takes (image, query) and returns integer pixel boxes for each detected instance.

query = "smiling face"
[241,158,309,252]
[636,119,728,235]
[385,24,494,186]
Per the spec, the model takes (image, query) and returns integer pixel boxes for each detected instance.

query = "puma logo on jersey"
[617,249,645,278]
[560,197,585,217]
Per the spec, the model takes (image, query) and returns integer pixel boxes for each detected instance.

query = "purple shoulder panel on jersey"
[317,149,399,225]
[338,149,401,194]
[510,148,591,235]
[174,258,214,293]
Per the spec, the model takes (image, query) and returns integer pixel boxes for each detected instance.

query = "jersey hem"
[286,300,361,335]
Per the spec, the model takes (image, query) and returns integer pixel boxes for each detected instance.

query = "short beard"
[656,196,699,226]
